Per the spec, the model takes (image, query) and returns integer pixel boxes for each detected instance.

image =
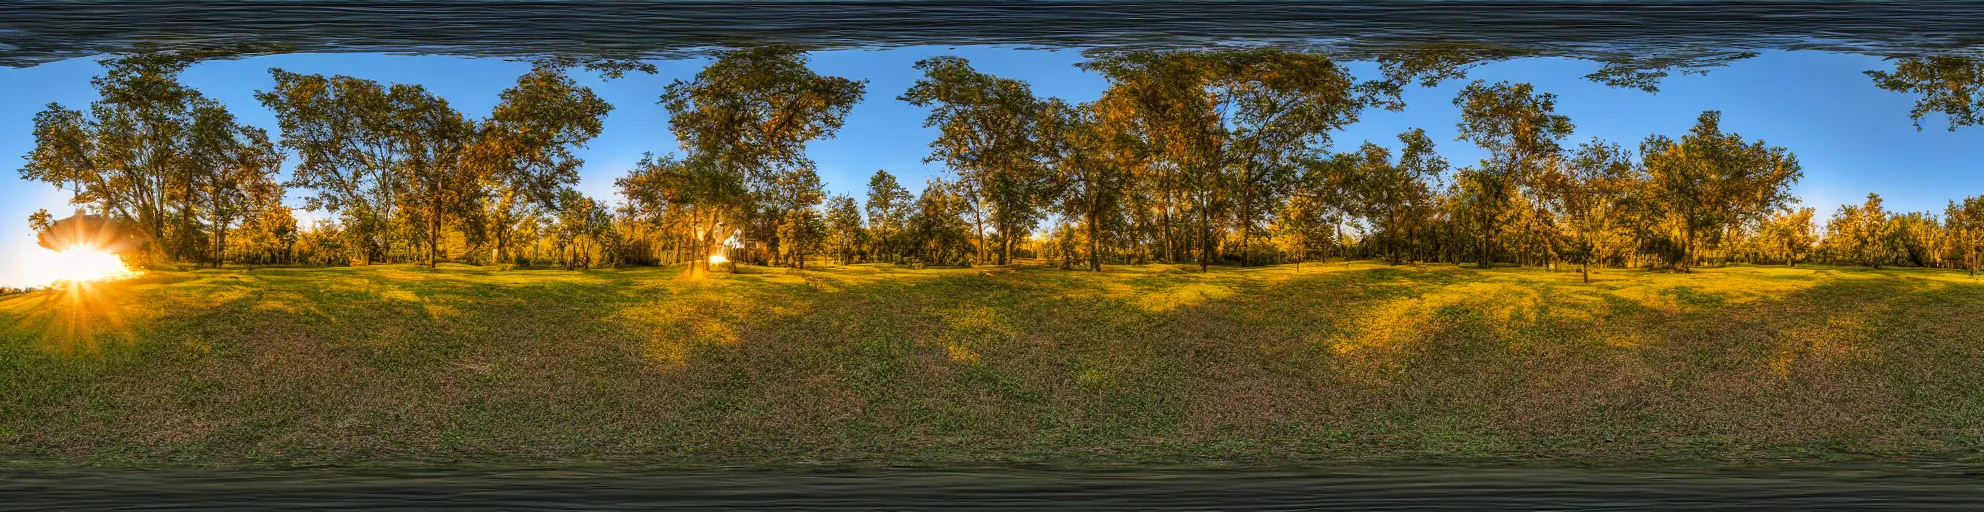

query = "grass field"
[3,260,1982,468]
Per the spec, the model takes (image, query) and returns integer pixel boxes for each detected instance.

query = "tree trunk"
[1480,200,1500,269]
[495,213,512,266]
[213,226,227,269]
[1238,177,1252,268]
[1000,220,1013,266]
[1239,202,1252,268]
[1680,224,1695,273]
[429,210,441,268]
[693,209,708,275]
[1087,212,1102,272]
[1199,206,1212,272]
[380,208,392,265]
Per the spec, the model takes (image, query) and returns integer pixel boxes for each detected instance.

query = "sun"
[16,246,141,288]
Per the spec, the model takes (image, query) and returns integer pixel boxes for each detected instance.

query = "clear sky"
[1,48,1980,286]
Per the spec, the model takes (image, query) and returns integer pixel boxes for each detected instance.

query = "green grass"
[3,261,1982,468]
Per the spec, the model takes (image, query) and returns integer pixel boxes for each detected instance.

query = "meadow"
[2,261,1981,468]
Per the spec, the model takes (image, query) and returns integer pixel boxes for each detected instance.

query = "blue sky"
[1,48,1980,285]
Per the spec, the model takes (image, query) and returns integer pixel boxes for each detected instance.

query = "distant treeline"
[19,48,1984,278]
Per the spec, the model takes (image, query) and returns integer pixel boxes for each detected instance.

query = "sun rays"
[15,247,142,288]
[0,275,144,353]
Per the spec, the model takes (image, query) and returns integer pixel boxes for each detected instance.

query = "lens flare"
[15,246,141,288]
[706,230,740,267]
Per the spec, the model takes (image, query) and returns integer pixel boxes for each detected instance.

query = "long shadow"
[4,263,1981,467]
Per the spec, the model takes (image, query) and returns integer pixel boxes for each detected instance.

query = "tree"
[1198,49,1368,267]
[616,152,748,275]
[901,56,1048,266]
[1085,49,1369,270]
[770,166,827,269]
[186,100,284,267]
[1638,111,1802,272]
[27,209,55,235]
[1891,210,1944,267]
[1271,184,1330,270]
[1540,137,1634,282]
[19,53,290,267]
[1084,52,1204,265]
[236,189,298,265]
[1288,152,1359,264]
[392,88,477,267]
[1452,80,1575,268]
[1865,56,1984,131]
[1826,193,1895,268]
[296,219,350,266]
[259,70,422,264]
[1949,196,1984,276]
[865,170,913,263]
[663,47,866,265]
[472,62,615,265]
[1048,222,1082,269]
[907,178,974,266]
[825,194,864,264]
[21,53,212,262]
[551,190,614,270]
[1352,128,1448,265]
[1042,99,1128,271]
[1758,207,1817,267]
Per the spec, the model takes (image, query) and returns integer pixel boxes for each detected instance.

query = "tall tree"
[1638,110,1802,272]
[392,89,477,267]
[1452,80,1574,268]
[663,47,866,265]
[259,70,419,264]
[21,53,209,261]
[1041,99,1129,271]
[901,56,1047,265]
[1540,138,1634,282]
[1086,49,1369,270]
[825,194,864,265]
[864,169,913,263]
[616,152,748,275]
[1826,193,1895,268]
[1199,49,1368,267]
[185,100,285,267]
[1353,128,1448,265]
[1948,196,1984,276]
[1083,52,1203,265]
[471,63,615,265]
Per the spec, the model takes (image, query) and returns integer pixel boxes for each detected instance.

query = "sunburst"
[16,246,141,288]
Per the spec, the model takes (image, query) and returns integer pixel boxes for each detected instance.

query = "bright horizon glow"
[11,247,141,289]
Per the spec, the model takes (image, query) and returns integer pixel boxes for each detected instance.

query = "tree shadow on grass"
[4,262,1982,466]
